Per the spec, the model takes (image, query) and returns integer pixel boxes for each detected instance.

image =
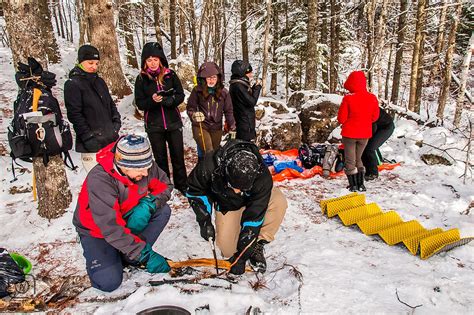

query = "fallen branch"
[395,289,423,312]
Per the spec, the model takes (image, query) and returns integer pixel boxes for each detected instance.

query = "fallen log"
[168,258,252,272]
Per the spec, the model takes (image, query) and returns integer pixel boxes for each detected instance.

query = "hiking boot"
[249,240,268,273]
[364,173,378,181]
[357,171,366,191]
[346,174,358,192]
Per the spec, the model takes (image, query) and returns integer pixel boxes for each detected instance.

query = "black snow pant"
[362,123,395,176]
[148,128,188,193]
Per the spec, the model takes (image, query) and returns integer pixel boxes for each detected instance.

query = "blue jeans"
[79,204,171,292]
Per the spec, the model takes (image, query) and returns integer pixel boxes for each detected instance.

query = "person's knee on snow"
[89,262,123,292]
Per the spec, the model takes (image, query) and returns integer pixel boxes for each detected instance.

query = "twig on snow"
[395,289,423,312]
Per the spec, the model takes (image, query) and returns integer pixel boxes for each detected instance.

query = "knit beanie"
[78,45,100,63]
[225,150,260,191]
[114,135,153,169]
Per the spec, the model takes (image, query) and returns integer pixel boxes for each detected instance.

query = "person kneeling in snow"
[186,139,287,275]
[73,135,172,292]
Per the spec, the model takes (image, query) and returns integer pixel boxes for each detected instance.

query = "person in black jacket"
[229,60,262,142]
[64,45,121,172]
[134,42,187,194]
[362,107,395,180]
[186,139,287,275]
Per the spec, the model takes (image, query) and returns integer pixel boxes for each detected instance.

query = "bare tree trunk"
[270,0,278,94]
[375,0,387,99]
[414,26,426,114]
[38,0,60,63]
[178,0,188,55]
[84,0,132,98]
[429,0,448,83]
[119,1,139,69]
[437,2,462,121]
[57,0,66,39]
[384,42,393,101]
[170,0,177,59]
[453,26,473,126]
[77,0,88,45]
[365,0,377,89]
[34,155,72,219]
[213,0,221,65]
[220,0,226,75]
[408,0,426,112]
[261,0,272,96]
[61,0,70,41]
[152,0,163,46]
[240,0,249,61]
[304,0,318,90]
[390,0,407,105]
[67,0,74,43]
[187,0,199,72]
[321,1,329,93]
[285,0,289,102]
[4,1,72,219]
[329,0,340,93]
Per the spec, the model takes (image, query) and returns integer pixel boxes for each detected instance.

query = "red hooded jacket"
[337,71,379,138]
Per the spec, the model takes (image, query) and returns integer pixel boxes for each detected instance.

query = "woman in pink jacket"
[337,71,379,191]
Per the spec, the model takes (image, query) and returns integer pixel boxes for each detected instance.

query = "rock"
[171,59,195,92]
[255,100,301,150]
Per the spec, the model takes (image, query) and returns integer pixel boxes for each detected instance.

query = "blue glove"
[124,196,157,234]
[139,244,170,273]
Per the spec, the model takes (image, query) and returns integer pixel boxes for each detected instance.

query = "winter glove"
[124,196,156,234]
[229,131,236,139]
[138,244,170,274]
[192,111,205,123]
[236,226,259,260]
[199,217,215,241]
[83,136,101,152]
[228,252,247,275]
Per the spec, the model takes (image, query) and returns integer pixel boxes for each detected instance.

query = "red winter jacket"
[72,141,172,260]
[337,71,380,139]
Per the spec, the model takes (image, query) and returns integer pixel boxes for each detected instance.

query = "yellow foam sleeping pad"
[320,193,473,259]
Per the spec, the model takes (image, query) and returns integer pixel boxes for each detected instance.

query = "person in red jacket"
[337,71,379,191]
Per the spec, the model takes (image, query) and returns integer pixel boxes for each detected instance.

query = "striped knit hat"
[114,135,153,169]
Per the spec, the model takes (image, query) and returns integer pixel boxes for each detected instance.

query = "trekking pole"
[208,237,219,275]
[32,169,37,201]
[198,121,206,152]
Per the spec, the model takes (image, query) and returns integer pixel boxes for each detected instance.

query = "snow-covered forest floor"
[1,39,473,314]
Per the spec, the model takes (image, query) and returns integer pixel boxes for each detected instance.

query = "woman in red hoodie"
[337,71,379,191]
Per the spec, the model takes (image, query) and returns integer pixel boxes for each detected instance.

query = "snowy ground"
[1,44,473,314]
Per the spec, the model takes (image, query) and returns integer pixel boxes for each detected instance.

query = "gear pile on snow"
[320,193,473,259]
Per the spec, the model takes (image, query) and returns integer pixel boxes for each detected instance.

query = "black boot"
[346,174,358,192]
[249,240,268,273]
[357,171,366,191]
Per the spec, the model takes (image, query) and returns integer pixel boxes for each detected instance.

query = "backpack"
[7,86,75,180]
[298,143,345,175]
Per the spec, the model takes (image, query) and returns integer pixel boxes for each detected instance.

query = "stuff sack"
[0,248,25,298]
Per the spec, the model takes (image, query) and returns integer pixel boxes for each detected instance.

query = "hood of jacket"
[141,42,169,69]
[231,60,251,78]
[197,62,221,78]
[343,71,368,93]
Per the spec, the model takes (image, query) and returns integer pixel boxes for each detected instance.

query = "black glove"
[83,136,101,152]
[199,217,215,241]
[236,226,258,258]
[40,71,57,88]
[160,95,174,108]
[228,252,247,275]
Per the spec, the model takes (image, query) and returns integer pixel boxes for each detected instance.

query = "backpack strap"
[63,151,78,171]
[32,88,42,112]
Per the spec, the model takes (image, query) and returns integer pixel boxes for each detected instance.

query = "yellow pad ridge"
[320,192,358,214]
[338,203,382,226]
[378,220,425,245]
[402,228,444,255]
[326,194,366,218]
[420,229,461,259]
[319,194,472,259]
[357,211,403,235]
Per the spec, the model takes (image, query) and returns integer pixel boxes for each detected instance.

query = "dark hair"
[200,74,224,99]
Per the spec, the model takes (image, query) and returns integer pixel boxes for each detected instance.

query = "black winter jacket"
[64,66,121,153]
[229,75,261,141]
[187,139,273,252]
[134,70,185,132]
[372,108,394,134]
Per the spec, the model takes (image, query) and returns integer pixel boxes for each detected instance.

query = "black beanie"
[225,150,260,191]
[78,45,100,63]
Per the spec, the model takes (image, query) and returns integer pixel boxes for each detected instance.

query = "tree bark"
[365,0,376,89]
[261,0,272,96]
[329,0,340,93]
[270,0,278,94]
[437,2,462,120]
[56,0,65,39]
[375,0,387,99]
[38,0,60,63]
[453,24,473,126]
[170,0,177,59]
[4,0,47,66]
[414,24,426,114]
[240,0,249,62]
[83,0,132,98]
[187,0,199,72]
[390,0,407,105]
[77,0,88,45]
[408,0,426,112]
[178,0,188,55]
[119,1,139,69]
[321,1,329,93]
[152,0,163,46]
[384,43,393,101]
[4,0,72,219]
[34,155,72,220]
[304,0,318,90]
[429,0,448,83]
